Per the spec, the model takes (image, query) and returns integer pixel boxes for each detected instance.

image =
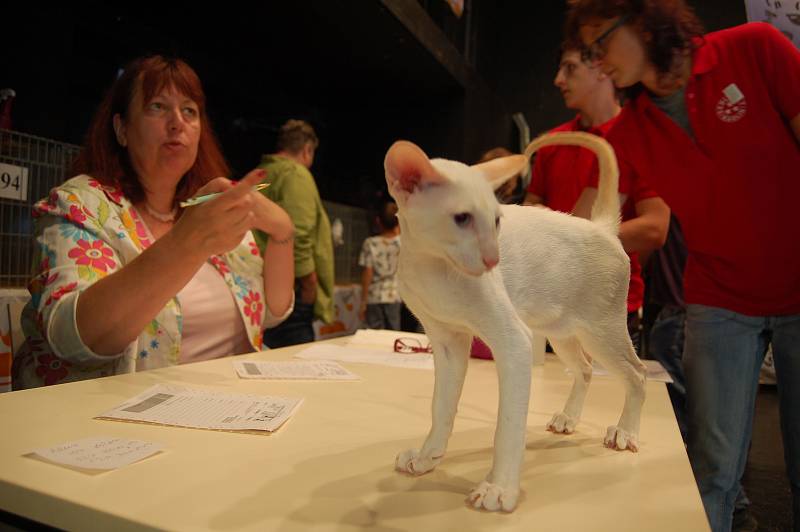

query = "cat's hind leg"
[547,336,593,434]
[578,326,647,451]
[395,323,471,476]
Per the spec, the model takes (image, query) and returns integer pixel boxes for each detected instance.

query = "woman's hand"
[171,169,267,259]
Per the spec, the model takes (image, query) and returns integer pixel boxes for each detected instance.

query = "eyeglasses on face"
[581,14,631,62]
[393,337,433,354]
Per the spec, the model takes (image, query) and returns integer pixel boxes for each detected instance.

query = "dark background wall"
[2,1,746,209]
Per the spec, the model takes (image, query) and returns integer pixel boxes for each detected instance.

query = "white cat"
[384,132,647,513]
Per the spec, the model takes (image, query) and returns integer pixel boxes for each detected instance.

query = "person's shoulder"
[706,22,782,47]
[60,174,100,192]
[54,174,127,205]
[533,118,579,159]
[551,118,579,133]
[33,174,128,221]
[606,102,641,138]
[275,157,314,183]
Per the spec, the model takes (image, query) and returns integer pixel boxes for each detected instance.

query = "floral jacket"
[12,175,285,389]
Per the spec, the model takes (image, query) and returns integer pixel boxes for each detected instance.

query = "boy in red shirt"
[525,44,670,351]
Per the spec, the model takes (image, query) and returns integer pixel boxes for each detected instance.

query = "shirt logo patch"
[716,83,747,123]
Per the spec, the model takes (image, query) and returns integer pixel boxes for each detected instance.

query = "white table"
[0,338,709,531]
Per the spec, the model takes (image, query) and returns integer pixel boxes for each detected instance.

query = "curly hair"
[565,0,705,86]
[73,55,229,206]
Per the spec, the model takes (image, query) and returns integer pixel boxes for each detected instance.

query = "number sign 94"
[0,163,29,201]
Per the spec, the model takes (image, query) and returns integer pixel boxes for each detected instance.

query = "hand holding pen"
[180,183,270,207]
[170,169,291,258]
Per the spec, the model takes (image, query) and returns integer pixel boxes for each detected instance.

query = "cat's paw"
[466,480,519,512]
[546,412,577,434]
[604,426,639,452]
[395,449,441,475]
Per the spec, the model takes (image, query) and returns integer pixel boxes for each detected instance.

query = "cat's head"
[384,140,527,276]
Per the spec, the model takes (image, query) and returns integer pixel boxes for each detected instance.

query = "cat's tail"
[523,131,620,234]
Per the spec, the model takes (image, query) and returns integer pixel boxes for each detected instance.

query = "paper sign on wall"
[0,163,28,201]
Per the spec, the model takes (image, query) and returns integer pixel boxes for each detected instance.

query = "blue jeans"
[263,301,315,349]
[684,304,800,532]
[365,302,402,331]
[647,306,688,441]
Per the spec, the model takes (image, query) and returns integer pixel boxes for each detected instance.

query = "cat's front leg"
[467,319,532,512]
[395,325,471,476]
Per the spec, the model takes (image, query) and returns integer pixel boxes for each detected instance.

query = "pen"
[179,183,270,207]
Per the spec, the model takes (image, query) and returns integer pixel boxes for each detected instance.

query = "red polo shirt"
[528,115,659,312]
[606,22,800,316]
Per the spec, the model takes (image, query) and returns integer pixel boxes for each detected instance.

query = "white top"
[177,261,251,363]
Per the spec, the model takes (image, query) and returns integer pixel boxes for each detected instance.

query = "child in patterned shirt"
[358,202,402,330]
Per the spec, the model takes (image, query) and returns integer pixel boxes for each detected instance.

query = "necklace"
[144,202,177,223]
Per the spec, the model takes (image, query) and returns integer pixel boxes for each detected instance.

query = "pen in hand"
[179,183,270,208]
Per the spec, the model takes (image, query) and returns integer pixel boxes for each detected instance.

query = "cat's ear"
[384,141,446,204]
[471,155,529,191]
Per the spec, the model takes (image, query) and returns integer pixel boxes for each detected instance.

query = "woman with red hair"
[13,55,295,388]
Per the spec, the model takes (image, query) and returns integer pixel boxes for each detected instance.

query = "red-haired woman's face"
[114,83,201,187]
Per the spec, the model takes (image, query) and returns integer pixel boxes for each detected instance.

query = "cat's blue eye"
[454,213,472,227]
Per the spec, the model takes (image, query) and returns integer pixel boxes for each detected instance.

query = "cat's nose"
[483,256,499,270]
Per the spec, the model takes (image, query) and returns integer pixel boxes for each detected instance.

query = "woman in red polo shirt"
[565,3,800,532]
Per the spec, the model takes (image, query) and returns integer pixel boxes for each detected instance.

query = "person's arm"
[359,266,373,321]
[76,170,267,356]
[754,23,800,144]
[357,239,372,321]
[523,191,544,206]
[523,153,549,208]
[618,196,670,253]
[251,191,294,318]
[573,189,668,251]
[280,171,319,305]
[571,188,629,220]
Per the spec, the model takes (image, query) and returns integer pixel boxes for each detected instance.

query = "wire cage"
[0,129,81,287]
[323,200,370,285]
[0,128,370,288]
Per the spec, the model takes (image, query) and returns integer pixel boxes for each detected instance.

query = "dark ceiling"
[2,0,747,208]
[4,2,468,207]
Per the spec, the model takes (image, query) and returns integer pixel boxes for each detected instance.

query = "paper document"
[97,384,302,432]
[346,329,429,350]
[29,437,163,471]
[234,359,359,380]
[295,343,434,370]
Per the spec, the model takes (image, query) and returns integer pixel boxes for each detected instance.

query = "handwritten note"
[30,437,163,471]
[233,359,359,380]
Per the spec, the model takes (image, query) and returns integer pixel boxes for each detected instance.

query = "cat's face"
[384,141,527,276]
